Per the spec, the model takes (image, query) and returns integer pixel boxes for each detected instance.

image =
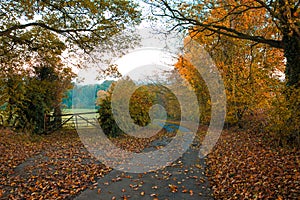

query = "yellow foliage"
[267,85,300,147]
[174,56,211,124]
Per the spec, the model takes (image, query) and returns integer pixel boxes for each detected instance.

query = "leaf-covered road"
[1,125,299,199]
[0,129,111,199]
[0,127,213,199]
[75,143,213,200]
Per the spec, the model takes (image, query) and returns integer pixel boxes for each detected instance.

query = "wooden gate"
[44,111,99,133]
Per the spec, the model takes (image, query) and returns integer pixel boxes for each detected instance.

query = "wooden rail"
[45,111,99,133]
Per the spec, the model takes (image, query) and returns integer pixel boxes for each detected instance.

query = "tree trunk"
[283,33,300,88]
[53,105,62,128]
[282,33,300,146]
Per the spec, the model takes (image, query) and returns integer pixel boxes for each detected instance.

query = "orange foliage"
[176,0,285,125]
[174,56,211,123]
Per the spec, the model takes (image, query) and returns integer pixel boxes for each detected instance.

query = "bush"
[98,94,123,137]
[267,85,300,147]
[97,81,156,137]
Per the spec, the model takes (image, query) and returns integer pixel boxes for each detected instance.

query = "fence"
[45,111,99,133]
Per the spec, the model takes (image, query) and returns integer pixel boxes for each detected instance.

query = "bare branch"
[0,22,112,37]
[145,0,284,49]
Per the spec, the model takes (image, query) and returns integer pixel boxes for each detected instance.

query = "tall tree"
[172,2,285,126]
[145,0,299,88]
[0,0,141,133]
[146,0,299,144]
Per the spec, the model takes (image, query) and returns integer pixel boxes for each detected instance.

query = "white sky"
[72,1,185,85]
[115,48,175,77]
[75,24,184,85]
[75,47,177,85]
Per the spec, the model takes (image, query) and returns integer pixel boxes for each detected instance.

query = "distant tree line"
[62,80,113,110]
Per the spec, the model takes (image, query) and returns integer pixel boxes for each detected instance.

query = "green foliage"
[97,80,158,137]
[97,83,122,137]
[98,96,123,137]
[0,53,75,133]
[0,0,141,53]
[0,0,140,134]
[0,73,27,128]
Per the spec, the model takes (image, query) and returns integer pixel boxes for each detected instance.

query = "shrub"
[267,84,300,147]
[97,80,156,137]
[98,93,123,137]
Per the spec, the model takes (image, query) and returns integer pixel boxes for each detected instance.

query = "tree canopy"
[144,0,300,87]
[0,0,141,53]
[0,0,141,133]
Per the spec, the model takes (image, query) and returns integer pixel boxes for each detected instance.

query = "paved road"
[74,133,214,200]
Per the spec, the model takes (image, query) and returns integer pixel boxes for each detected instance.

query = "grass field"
[62,108,98,114]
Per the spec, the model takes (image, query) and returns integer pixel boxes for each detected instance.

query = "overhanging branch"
[0,22,96,37]
[148,0,284,49]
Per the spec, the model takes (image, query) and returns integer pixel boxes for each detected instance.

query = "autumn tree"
[0,0,141,133]
[146,0,299,144]
[172,3,284,126]
[174,57,211,124]
[175,35,283,127]
[0,29,75,133]
[145,0,299,87]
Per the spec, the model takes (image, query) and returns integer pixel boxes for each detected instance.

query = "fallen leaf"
[168,184,178,193]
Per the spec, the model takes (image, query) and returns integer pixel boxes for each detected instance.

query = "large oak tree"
[145,0,299,88]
